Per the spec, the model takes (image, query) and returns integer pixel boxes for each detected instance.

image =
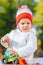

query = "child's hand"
[1,36,10,48]
[1,36,10,43]
[9,50,18,57]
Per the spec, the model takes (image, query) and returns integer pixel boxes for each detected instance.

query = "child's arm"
[13,29,37,57]
[1,30,14,48]
[1,35,10,48]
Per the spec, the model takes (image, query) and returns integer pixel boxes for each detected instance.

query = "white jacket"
[1,27,37,64]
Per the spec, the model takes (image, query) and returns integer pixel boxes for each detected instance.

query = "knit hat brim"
[16,12,32,26]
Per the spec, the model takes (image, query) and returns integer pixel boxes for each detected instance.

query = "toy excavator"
[1,50,28,65]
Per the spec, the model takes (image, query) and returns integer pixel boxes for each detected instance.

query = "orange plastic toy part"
[18,58,28,65]
[0,54,2,57]
[0,54,4,58]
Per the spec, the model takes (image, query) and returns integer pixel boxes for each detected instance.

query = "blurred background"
[0,0,43,57]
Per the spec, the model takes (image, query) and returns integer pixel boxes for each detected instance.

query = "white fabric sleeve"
[13,33,37,57]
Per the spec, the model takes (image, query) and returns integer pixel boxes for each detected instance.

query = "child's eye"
[27,23,30,24]
[21,23,25,25]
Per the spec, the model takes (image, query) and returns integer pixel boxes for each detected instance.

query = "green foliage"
[0,0,17,38]
[33,0,43,49]
[39,26,43,49]
[0,19,6,27]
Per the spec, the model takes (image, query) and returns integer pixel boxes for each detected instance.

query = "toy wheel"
[2,58,8,64]
[14,59,19,64]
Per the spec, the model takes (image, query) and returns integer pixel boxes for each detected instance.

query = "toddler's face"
[19,18,32,32]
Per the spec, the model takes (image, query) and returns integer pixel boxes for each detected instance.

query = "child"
[1,5,37,64]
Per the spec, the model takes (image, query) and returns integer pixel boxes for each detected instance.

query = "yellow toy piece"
[8,57,14,62]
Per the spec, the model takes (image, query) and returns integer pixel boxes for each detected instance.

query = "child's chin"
[22,30,29,32]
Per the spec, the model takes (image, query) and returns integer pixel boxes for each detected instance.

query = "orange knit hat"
[16,5,32,26]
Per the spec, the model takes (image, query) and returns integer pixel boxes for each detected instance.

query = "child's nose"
[24,24,27,26]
